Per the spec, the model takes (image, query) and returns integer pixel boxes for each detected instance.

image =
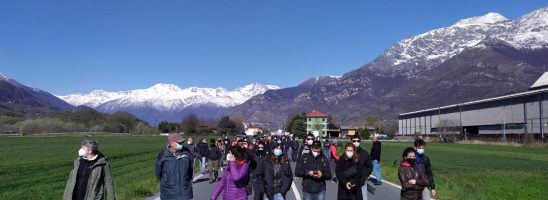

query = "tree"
[158,121,179,133]
[357,128,370,139]
[218,116,236,135]
[180,114,200,134]
[293,119,307,138]
[364,115,380,128]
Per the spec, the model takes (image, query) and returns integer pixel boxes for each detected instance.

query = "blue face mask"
[274,149,283,157]
[176,143,183,151]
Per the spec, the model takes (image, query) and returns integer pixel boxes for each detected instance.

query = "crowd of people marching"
[62,133,436,200]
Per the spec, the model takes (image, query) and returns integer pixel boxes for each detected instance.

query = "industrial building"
[398,72,548,141]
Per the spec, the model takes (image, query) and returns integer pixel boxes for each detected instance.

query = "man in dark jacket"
[289,136,300,162]
[197,138,209,174]
[414,138,436,198]
[295,140,332,200]
[350,134,373,200]
[297,133,315,162]
[251,141,270,200]
[155,133,193,200]
[63,140,115,200]
[370,133,382,185]
[207,139,221,183]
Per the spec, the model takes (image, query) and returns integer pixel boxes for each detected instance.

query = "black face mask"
[406,159,416,165]
[256,149,266,156]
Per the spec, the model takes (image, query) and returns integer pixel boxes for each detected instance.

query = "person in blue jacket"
[155,133,194,200]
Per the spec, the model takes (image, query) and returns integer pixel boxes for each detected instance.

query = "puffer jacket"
[63,152,116,200]
[155,147,194,200]
[211,161,250,200]
[398,161,429,200]
[263,155,293,199]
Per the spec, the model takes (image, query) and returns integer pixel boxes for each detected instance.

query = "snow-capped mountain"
[228,6,548,129]
[368,7,548,78]
[57,83,279,124]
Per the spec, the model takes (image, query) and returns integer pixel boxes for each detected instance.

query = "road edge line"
[370,175,401,189]
[291,181,302,200]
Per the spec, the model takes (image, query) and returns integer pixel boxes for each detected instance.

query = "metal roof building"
[398,72,548,140]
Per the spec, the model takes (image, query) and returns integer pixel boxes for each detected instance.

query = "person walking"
[208,139,222,183]
[350,135,373,200]
[250,141,269,200]
[63,140,115,200]
[289,136,300,162]
[295,140,332,200]
[370,134,382,185]
[155,133,194,200]
[398,147,429,200]
[198,138,209,174]
[187,137,198,176]
[211,146,250,200]
[323,139,331,160]
[414,138,436,198]
[336,142,364,200]
[263,144,293,200]
[297,133,315,162]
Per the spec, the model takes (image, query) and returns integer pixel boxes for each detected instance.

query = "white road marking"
[291,181,302,200]
[370,175,401,189]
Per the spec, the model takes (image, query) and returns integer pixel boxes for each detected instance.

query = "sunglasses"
[352,140,361,142]
[306,138,313,140]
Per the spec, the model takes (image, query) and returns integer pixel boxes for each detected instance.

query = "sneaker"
[209,180,215,184]
[374,181,382,185]
[331,177,339,183]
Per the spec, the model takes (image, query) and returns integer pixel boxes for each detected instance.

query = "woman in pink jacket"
[211,146,250,200]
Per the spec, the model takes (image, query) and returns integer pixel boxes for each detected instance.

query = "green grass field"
[1,135,547,200]
[0,134,168,200]
[354,140,548,200]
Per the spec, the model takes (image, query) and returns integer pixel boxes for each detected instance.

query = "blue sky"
[1,1,546,95]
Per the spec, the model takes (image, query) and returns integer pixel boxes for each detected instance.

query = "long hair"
[270,144,287,166]
[343,142,359,164]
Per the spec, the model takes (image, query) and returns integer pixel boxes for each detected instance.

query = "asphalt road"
[147,159,434,200]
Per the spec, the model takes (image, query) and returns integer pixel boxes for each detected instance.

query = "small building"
[339,125,375,137]
[306,110,329,138]
[243,123,262,136]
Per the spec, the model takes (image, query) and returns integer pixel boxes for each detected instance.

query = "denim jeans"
[200,156,206,173]
[361,185,369,200]
[263,193,284,200]
[373,160,382,182]
[323,149,330,159]
[303,191,325,200]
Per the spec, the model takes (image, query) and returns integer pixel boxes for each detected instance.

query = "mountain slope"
[228,7,548,130]
[0,74,73,117]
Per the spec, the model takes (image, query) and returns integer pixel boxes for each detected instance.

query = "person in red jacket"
[329,141,339,161]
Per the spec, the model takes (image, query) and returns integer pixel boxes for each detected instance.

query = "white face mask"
[417,149,425,155]
[346,151,354,159]
[312,151,320,158]
[78,148,86,157]
[307,140,313,145]
[353,142,360,148]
